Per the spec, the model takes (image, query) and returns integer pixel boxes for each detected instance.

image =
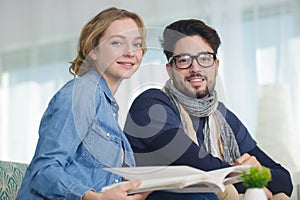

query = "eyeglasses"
[168,52,217,69]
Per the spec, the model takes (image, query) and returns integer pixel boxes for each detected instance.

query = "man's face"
[167,35,219,99]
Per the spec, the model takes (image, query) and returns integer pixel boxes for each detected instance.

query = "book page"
[104,165,207,181]
[103,165,250,194]
[103,165,225,194]
[164,175,224,193]
[207,165,251,185]
[102,173,224,194]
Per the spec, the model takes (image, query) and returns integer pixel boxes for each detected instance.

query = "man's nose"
[189,58,202,72]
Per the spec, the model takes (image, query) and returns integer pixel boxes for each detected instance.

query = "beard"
[195,86,210,99]
[172,70,216,99]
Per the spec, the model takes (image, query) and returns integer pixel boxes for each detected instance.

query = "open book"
[102,165,250,194]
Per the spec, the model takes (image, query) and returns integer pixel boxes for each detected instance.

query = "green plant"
[240,166,272,188]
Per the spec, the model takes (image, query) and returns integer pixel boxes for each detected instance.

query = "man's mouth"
[185,74,206,83]
[188,77,205,82]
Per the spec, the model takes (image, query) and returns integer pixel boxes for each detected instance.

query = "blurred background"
[0,0,299,198]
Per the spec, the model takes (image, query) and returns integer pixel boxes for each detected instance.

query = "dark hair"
[161,19,221,61]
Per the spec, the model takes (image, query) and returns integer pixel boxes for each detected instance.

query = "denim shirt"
[17,70,135,200]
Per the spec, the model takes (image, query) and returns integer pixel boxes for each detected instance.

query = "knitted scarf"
[162,79,240,163]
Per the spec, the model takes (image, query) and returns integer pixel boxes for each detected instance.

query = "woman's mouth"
[117,61,134,69]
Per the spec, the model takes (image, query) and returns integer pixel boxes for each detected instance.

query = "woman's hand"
[83,180,151,200]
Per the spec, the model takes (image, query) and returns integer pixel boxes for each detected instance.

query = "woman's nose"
[123,44,135,57]
[124,50,134,57]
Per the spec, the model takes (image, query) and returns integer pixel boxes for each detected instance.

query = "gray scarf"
[162,79,240,163]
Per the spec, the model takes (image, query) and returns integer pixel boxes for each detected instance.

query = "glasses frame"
[168,52,217,69]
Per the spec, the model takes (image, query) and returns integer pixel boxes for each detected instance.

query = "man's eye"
[199,57,211,62]
[178,58,189,63]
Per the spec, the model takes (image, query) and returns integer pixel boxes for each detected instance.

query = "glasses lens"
[171,52,215,69]
[197,53,214,67]
[175,55,192,69]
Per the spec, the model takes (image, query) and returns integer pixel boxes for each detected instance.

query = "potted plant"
[240,166,272,200]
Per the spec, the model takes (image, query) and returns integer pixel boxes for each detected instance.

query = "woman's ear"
[88,49,97,61]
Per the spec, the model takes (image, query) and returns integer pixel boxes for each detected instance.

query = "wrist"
[83,190,98,200]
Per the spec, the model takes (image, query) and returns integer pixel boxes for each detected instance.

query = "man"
[124,19,293,200]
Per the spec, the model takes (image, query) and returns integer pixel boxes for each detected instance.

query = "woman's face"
[90,18,144,84]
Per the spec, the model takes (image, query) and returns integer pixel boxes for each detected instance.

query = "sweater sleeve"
[222,106,293,196]
[251,146,293,196]
[234,146,293,196]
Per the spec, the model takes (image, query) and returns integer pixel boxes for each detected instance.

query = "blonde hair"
[69,7,146,76]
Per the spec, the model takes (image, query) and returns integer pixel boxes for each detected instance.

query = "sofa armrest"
[0,160,28,199]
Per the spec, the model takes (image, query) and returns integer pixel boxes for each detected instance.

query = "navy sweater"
[124,89,293,196]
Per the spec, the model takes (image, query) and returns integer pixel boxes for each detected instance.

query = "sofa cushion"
[0,160,28,200]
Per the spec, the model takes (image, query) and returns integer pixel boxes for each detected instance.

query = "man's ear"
[215,59,220,73]
[166,63,173,79]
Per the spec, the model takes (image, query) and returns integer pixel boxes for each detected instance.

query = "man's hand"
[231,153,262,170]
[263,187,273,200]
[232,154,273,199]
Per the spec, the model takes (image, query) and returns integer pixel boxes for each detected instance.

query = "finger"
[244,156,261,168]
[128,191,151,200]
[235,153,250,165]
[118,180,142,192]
[263,187,273,200]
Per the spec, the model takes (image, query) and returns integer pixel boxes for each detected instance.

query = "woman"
[16,7,149,200]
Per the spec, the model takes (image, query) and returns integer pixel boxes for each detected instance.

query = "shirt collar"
[86,70,116,104]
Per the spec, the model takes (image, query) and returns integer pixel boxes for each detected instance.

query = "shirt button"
[114,179,119,183]
[106,133,110,137]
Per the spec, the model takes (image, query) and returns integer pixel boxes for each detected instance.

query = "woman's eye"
[134,43,142,48]
[111,41,122,46]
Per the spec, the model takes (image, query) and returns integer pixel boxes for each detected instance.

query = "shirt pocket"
[82,121,123,168]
